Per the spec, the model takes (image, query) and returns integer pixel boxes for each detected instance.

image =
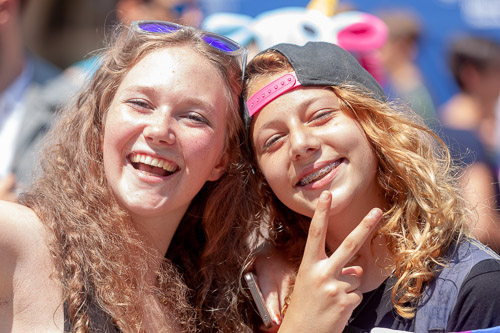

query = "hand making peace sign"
[277,190,383,333]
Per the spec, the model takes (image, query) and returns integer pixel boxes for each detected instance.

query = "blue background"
[201,0,500,109]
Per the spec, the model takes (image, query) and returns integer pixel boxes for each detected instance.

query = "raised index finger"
[329,208,383,270]
[302,191,332,263]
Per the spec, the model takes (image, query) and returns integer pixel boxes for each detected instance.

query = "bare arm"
[0,201,28,297]
[0,201,46,330]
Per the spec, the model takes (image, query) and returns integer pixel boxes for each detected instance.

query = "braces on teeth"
[299,160,341,186]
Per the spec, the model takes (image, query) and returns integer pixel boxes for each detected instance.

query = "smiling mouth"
[297,159,344,186]
[129,153,179,177]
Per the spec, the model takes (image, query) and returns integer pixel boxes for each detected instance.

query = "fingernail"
[320,191,330,201]
[369,208,382,220]
[273,312,281,325]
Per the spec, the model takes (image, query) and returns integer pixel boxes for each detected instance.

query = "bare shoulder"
[0,200,45,259]
[0,201,64,331]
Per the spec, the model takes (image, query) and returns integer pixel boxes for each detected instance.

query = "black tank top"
[63,299,121,332]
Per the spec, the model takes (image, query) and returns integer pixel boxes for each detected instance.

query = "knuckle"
[324,283,341,298]
[308,224,323,238]
[335,298,353,314]
[350,291,363,309]
[354,293,363,307]
[319,267,334,280]
[342,237,357,252]
[361,218,375,230]
[336,294,362,314]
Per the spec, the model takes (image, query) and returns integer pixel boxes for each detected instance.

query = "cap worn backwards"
[246,41,387,117]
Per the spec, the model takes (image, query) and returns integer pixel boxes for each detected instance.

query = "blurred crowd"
[2,0,500,253]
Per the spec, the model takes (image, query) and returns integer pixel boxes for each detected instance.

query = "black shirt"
[344,259,500,332]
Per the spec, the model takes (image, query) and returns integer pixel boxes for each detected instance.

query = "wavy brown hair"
[20,23,257,332]
[243,50,472,319]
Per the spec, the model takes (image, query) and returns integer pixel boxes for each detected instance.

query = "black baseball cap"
[245,41,387,117]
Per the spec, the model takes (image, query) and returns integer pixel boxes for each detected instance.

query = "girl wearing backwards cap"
[244,42,500,332]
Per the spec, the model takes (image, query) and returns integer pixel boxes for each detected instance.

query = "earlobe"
[207,152,229,181]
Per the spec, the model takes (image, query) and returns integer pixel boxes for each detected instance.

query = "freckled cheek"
[353,138,378,174]
[260,158,286,188]
[102,120,138,164]
[182,132,225,163]
[333,125,368,151]
[103,126,128,152]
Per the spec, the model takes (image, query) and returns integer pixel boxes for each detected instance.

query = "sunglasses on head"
[130,20,248,80]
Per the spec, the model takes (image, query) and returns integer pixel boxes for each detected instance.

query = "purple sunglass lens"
[136,22,241,54]
[138,22,179,33]
[202,35,239,53]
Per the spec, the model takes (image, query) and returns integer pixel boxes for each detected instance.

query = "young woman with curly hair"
[244,42,500,332]
[0,21,258,332]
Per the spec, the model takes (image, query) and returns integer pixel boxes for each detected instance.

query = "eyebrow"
[120,85,156,98]
[181,97,218,115]
[255,118,284,134]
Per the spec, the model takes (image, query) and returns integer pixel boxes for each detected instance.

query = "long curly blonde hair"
[244,50,472,319]
[20,24,257,332]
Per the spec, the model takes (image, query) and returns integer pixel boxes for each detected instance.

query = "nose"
[289,125,320,161]
[143,114,176,146]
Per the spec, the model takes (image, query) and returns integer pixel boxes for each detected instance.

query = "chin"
[292,201,317,218]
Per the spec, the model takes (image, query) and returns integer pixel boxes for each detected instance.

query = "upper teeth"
[129,153,177,172]
[299,160,341,186]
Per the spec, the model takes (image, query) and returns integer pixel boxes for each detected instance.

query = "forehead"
[124,46,214,83]
[117,46,229,111]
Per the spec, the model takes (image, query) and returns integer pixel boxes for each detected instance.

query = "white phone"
[244,272,274,328]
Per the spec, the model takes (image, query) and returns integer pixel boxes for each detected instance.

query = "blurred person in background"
[439,35,500,253]
[0,0,61,201]
[440,126,500,253]
[378,9,439,128]
[116,0,203,27]
[376,13,500,252]
[66,0,204,82]
[440,35,500,162]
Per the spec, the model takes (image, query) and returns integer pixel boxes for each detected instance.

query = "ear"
[207,152,229,181]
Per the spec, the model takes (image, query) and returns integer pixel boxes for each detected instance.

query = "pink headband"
[246,71,302,117]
